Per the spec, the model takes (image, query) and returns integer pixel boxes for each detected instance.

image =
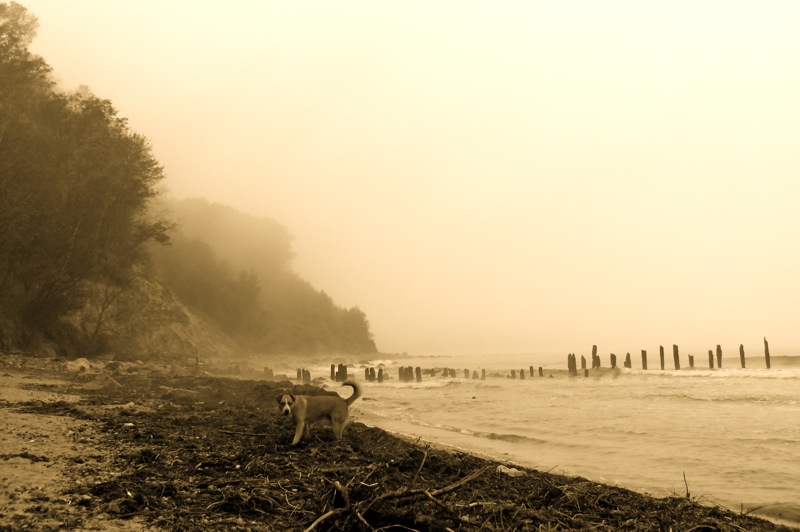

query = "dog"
[276,380,362,445]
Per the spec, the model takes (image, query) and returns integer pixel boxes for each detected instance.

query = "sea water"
[297,353,800,526]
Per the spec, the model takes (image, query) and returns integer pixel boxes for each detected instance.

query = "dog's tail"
[342,380,362,406]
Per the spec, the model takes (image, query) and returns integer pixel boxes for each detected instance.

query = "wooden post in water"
[520,369,525,380]
[331,364,336,380]
[708,350,714,369]
[472,370,479,379]
[510,369,516,379]
[580,355,587,370]
[624,353,632,369]
[584,368,589,377]
[481,369,486,380]
[297,368,302,380]
[529,366,534,377]
[660,345,665,370]
[365,368,370,381]
[672,345,680,370]
[378,368,384,383]
[739,345,746,368]
[464,369,469,379]
[688,355,694,368]
[716,345,722,368]
[610,353,617,369]
[764,337,771,369]
[539,367,544,377]
[415,367,422,382]
[641,350,647,370]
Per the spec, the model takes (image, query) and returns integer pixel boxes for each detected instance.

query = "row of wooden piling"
[291,338,773,385]
[507,366,546,379]
[396,366,490,382]
[570,338,773,374]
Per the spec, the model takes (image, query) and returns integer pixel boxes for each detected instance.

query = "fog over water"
[23,1,800,357]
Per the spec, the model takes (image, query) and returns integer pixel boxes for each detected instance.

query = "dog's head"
[276,394,296,416]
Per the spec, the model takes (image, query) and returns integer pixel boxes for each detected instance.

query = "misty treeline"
[151,198,377,355]
[0,3,376,358]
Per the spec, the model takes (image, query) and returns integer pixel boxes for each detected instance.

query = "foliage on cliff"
[151,198,377,355]
[0,3,376,358]
[0,2,170,354]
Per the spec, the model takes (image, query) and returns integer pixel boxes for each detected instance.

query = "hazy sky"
[22,1,800,358]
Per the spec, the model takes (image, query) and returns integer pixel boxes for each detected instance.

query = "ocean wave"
[430,423,549,445]
[365,379,465,390]
[636,392,797,405]
[623,367,800,380]
[358,407,551,446]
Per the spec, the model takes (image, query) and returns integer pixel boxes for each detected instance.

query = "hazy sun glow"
[24,0,800,356]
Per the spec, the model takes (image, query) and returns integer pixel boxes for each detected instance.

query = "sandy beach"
[1,352,794,531]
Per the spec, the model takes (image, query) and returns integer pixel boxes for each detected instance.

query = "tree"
[0,3,170,352]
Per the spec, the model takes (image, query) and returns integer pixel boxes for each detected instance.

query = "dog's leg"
[292,421,306,445]
[332,412,349,440]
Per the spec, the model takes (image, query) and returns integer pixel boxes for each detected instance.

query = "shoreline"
[1,353,796,531]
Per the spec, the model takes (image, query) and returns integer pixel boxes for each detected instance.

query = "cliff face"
[57,276,237,362]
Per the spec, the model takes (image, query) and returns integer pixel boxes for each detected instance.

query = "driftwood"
[6,363,789,532]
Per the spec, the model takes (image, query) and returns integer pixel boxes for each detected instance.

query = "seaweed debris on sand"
[0,353,794,531]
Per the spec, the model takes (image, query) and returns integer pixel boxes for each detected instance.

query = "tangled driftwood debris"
[1,358,793,531]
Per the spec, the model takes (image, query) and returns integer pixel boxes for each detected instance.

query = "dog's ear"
[289,394,296,402]
[275,394,284,404]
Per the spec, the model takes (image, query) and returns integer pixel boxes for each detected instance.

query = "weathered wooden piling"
[415,367,422,382]
[581,355,586,370]
[610,353,617,369]
[591,345,601,369]
[739,344,746,368]
[520,369,525,380]
[584,369,589,377]
[716,345,722,368]
[624,353,632,369]
[472,370,479,379]
[330,364,336,380]
[641,350,647,370]
[529,366,534,377]
[708,350,714,369]
[660,345,665,370]
[672,345,680,370]
[688,355,694,368]
[510,369,516,379]
[538,367,544,377]
[764,337,771,369]
[481,369,486,380]
[297,368,302,380]
[337,364,348,382]
[365,368,370,380]
[303,369,311,384]
[377,368,384,383]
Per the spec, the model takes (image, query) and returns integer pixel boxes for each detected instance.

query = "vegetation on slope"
[0,2,376,359]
